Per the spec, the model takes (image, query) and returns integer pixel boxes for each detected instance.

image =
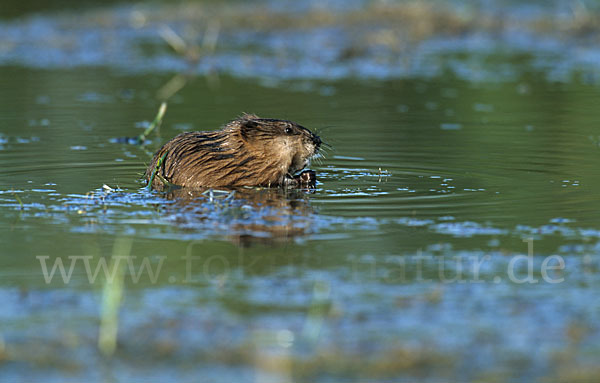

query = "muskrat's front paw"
[294,170,316,187]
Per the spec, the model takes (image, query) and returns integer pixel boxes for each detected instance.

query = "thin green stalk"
[146,151,169,191]
[11,190,23,210]
[155,172,177,190]
[98,237,131,357]
[137,102,167,144]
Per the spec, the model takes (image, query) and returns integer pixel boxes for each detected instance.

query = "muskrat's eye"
[285,127,293,135]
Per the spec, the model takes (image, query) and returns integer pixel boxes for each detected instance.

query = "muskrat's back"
[145,114,321,190]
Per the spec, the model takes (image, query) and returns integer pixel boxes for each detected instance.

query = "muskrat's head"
[231,114,322,179]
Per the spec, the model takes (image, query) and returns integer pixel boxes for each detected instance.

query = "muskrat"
[144,114,322,190]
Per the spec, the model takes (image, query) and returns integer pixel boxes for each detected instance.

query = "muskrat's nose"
[312,134,322,147]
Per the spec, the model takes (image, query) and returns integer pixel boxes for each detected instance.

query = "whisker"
[321,141,333,150]
[318,145,333,157]
[314,126,336,151]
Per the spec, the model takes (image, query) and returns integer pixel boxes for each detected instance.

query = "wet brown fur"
[145,114,321,190]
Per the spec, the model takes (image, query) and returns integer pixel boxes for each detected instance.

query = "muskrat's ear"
[240,119,260,141]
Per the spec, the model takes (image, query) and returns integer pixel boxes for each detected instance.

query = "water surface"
[1,2,600,382]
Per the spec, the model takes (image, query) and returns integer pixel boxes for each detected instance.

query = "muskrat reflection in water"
[162,187,316,247]
[145,114,322,190]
